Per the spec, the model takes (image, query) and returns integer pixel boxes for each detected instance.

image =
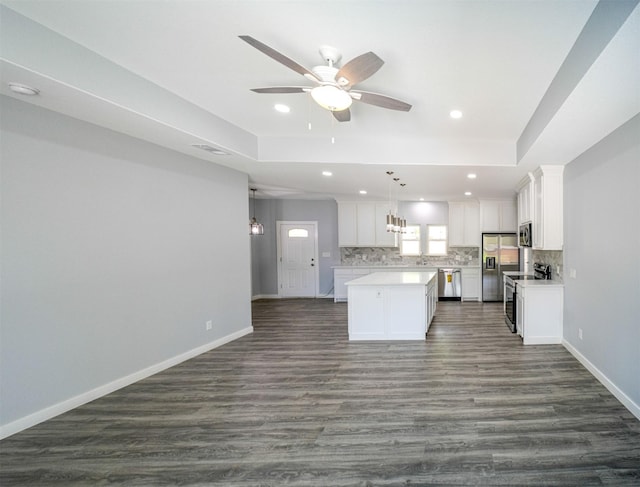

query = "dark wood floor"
[1,300,639,486]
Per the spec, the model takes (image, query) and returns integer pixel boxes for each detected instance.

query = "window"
[400,224,421,256]
[288,228,309,238]
[427,225,447,255]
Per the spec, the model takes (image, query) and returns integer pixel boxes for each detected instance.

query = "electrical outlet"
[206,320,212,331]
[570,268,577,279]
[579,328,583,340]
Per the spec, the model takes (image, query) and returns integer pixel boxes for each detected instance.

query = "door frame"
[276,220,319,298]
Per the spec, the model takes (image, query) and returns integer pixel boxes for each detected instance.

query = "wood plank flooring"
[1,300,639,486]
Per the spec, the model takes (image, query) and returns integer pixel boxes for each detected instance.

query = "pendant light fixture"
[384,172,407,234]
[249,188,264,236]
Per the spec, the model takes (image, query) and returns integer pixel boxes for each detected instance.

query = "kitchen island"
[345,271,437,341]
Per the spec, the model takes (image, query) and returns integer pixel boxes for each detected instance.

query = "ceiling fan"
[239,35,412,122]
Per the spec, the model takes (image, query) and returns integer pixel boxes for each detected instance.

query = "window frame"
[426,224,448,256]
[400,224,421,256]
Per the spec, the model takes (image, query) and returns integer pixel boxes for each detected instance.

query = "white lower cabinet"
[518,284,563,344]
[347,272,437,340]
[425,276,437,332]
[334,268,370,302]
[461,268,480,302]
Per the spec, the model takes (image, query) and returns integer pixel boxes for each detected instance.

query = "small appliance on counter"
[504,263,552,334]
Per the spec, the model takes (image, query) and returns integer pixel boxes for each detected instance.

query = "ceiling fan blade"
[350,90,412,111]
[332,109,351,122]
[336,52,384,88]
[250,87,310,94]
[239,35,320,82]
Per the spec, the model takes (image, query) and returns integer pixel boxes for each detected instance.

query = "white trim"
[252,294,334,301]
[563,339,640,421]
[0,326,253,440]
[276,220,320,298]
[523,336,562,345]
[251,294,280,301]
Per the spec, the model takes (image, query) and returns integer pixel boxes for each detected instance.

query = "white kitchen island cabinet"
[346,271,437,341]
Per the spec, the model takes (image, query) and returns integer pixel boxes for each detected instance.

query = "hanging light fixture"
[386,171,395,232]
[249,188,264,236]
[399,183,407,234]
[384,172,407,234]
[386,171,407,233]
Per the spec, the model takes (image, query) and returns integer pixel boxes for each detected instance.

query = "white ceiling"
[1,0,638,201]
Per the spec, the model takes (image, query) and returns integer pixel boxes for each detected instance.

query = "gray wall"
[398,201,449,226]
[563,114,640,408]
[1,96,252,428]
[250,199,339,297]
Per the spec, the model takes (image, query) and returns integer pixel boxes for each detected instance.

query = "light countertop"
[502,270,564,287]
[345,271,437,286]
[516,280,564,288]
[503,270,533,276]
[333,264,480,269]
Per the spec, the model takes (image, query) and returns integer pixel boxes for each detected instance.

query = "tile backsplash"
[340,247,479,266]
[532,249,564,282]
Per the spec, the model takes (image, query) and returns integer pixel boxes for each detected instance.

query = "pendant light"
[249,188,264,236]
[384,172,407,234]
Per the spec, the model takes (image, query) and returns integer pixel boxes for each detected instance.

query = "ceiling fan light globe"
[310,85,352,111]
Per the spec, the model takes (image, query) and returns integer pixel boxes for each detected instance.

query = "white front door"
[278,222,318,297]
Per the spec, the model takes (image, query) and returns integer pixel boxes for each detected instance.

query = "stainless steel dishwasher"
[438,268,462,301]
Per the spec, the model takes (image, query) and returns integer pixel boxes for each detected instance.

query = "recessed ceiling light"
[274,104,290,113]
[467,173,477,179]
[8,82,39,96]
[359,190,367,195]
[450,110,463,119]
[419,198,425,201]
[464,191,472,196]
[322,171,332,177]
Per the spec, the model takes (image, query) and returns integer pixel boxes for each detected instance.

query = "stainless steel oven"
[503,263,551,334]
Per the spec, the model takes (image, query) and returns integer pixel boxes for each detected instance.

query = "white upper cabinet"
[337,201,398,247]
[448,201,480,247]
[356,202,376,246]
[516,173,535,225]
[375,202,398,247]
[532,166,564,250]
[337,202,358,246]
[480,199,517,233]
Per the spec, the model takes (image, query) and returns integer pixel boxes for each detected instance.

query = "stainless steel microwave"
[519,222,532,247]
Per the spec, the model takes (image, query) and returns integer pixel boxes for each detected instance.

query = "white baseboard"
[0,326,253,440]
[251,294,334,301]
[563,338,640,420]
[251,294,279,300]
[523,336,562,345]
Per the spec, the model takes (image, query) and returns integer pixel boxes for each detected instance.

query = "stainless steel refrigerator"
[482,233,519,302]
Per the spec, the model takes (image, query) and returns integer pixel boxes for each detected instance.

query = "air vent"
[191,144,230,155]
